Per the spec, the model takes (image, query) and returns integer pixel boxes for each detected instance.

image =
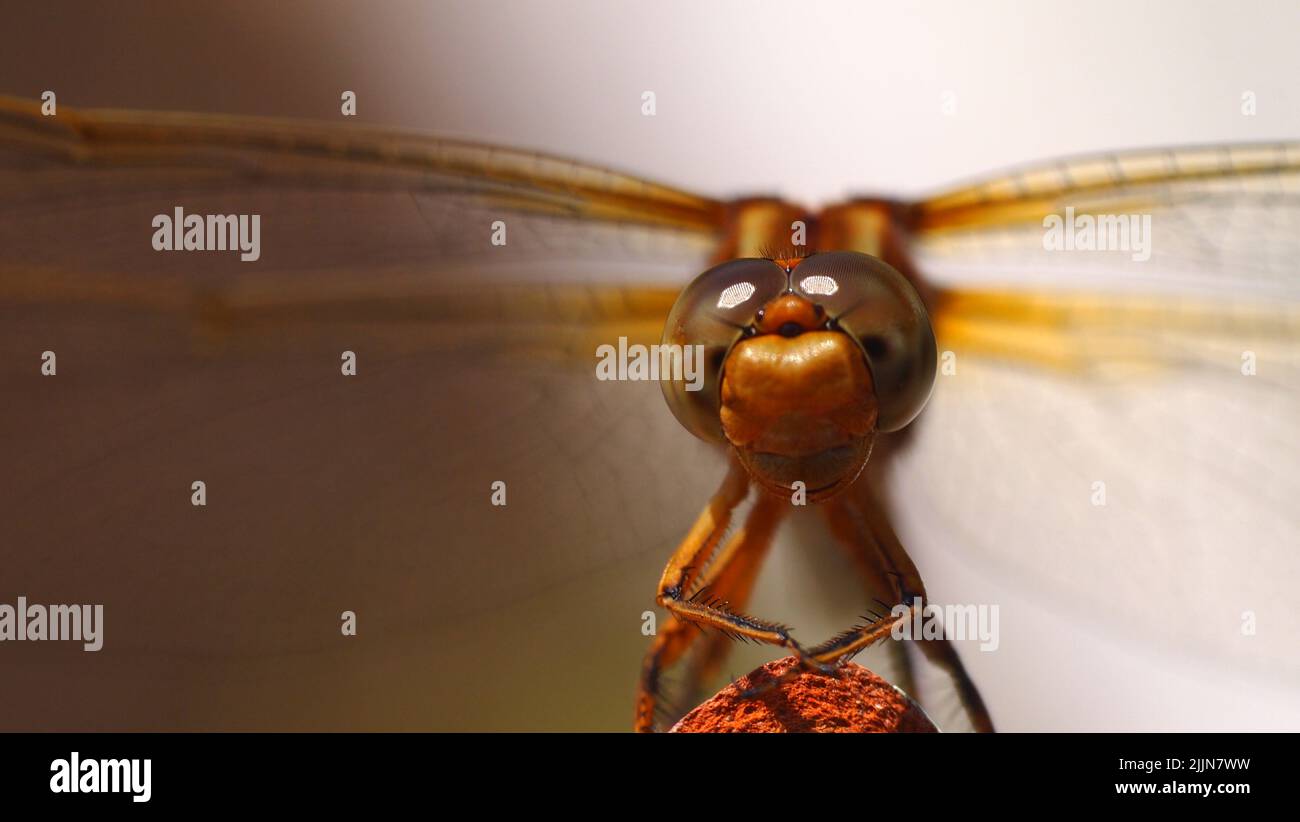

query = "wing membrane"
[0,98,726,729]
[911,142,1300,299]
[0,96,721,351]
[0,95,723,229]
[891,144,1300,727]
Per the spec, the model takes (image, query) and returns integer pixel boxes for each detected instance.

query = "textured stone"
[670,655,937,733]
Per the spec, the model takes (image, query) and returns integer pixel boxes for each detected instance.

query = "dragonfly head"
[661,252,936,500]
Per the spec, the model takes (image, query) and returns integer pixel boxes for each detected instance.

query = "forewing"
[0,97,727,729]
[890,144,1300,728]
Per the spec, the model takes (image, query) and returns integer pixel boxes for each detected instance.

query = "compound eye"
[792,252,937,432]
[661,258,789,442]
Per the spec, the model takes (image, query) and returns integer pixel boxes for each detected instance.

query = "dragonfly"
[1,94,1297,731]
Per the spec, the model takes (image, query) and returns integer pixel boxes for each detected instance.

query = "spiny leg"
[821,480,995,733]
[821,488,922,700]
[636,456,750,732]
[674,492,787,718]
[636,459,818,731]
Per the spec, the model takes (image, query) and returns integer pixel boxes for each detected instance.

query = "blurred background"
[2,0,1298,730]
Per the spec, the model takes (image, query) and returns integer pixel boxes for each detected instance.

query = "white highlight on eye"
[717,281,756,309]
[799,275,839,296]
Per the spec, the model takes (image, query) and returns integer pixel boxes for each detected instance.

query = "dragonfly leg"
[818,486,920,698]
[635,457,750,732]
[636,460,800,731]
[820,480,996,733]
[667,491,788,725]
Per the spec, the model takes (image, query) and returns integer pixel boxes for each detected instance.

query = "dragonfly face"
[661,252,937,501]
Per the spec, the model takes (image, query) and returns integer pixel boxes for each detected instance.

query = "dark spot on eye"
[813,304,825,317]
[755,308,766,322]
[862,336,889,359]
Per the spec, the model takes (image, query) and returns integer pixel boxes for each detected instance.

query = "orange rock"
[670,655,937,733]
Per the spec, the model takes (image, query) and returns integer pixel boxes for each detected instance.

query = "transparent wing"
[890,145,1300,729]
[0,97,728,729]
[912,142,1300,297]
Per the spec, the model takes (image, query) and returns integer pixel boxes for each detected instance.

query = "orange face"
[720,293,878,499]
[660,252,937,501]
